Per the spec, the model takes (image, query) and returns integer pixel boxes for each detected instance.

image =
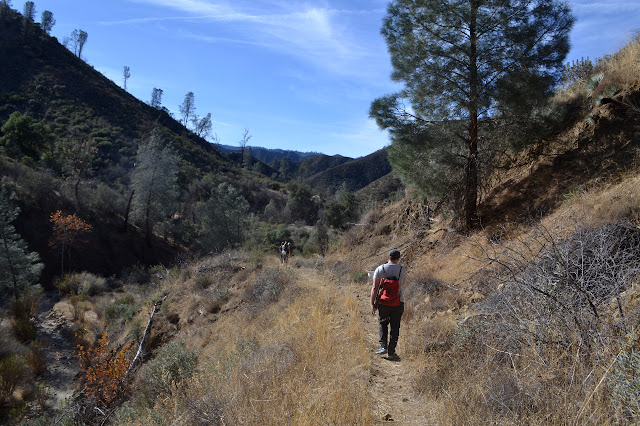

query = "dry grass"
[402,172,640,424]
[119,267,372,425]
[598,30,640,92]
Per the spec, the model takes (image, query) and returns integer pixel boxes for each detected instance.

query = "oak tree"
[54,135,97,210]
[49,210,92,275]
[197,182,250,252]
[0,111,52,162]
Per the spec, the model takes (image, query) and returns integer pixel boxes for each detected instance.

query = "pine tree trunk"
[123,190,134,232]
[464,3,480,231]
[464,118,479,231]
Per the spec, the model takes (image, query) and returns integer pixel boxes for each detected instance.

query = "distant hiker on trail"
[370,249,406,361]
[280,241,292,264]
[280,242,287,264]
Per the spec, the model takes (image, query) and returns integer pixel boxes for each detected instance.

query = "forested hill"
[0,6,265,284]
[305,148,394,194]
[0,7,227,178]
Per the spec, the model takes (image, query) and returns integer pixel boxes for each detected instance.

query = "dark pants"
[378,303,404,355]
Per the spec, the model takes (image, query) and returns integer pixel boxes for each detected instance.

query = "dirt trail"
[295,264,435,425]
[359,288,435,425]
[36,293,79,409]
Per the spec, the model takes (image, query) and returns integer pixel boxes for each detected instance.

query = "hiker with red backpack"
[370,249,406,361]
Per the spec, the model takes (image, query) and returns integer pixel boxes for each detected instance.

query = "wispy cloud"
[111,0,386,80]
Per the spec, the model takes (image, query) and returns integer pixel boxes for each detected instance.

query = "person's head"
[388,249,401,262]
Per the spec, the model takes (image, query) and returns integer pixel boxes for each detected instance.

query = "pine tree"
[69,29,88,58]
[179,92,196,127]
[0,188,43,302]
[371,0,574,230]
[150,88,163,109]
[192,113,212,139]
[22,0,35,37]
[40,10,55,34]
[130,129,179,247]
[123,65,131,91]
[198,182,250,252]
[0,1,13,23]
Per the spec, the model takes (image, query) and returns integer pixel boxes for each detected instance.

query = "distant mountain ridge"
[0,7,395,197]
[215,144,327,164]
[305,148,393,194]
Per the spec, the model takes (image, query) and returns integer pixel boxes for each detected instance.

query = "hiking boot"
[385,353,400,361]
[375,347,387,355]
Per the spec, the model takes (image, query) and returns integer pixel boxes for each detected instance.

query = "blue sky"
[39,0,640,158]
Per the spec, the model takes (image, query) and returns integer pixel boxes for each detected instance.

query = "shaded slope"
[305,148,392,194]
[478,89,640,226]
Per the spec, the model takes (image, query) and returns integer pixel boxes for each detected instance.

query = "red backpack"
[378,265,402,307]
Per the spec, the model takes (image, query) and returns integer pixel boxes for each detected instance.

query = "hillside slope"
[0,9,227,177]
[305,148,393,194]
[0,9,289,282]
[479,89,640,226]
[9,85,640,423]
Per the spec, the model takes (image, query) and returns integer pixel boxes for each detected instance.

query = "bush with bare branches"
[449,220,640,421]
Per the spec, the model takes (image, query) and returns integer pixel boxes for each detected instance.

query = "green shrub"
[11,295,39,343]
[0,353,28,406]
[137,340,199,407]
[26,341,47,376]
[247,268,295,304]
[611,346,640,422]
[104,295,136,322]
[10,317,36,343]
[302,238,319,256]
[194,274,214,291]
[121,264,152,285]
[352,270,369,283]
[54,272,107,296]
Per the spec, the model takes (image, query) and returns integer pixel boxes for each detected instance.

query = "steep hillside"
[0,9,287,284]
[478,89,640,226]
[0,8,227,177]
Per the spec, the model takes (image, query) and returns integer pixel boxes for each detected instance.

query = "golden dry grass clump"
[556,30,640,105]
[118,262,372,425]
[598,30,640,91]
